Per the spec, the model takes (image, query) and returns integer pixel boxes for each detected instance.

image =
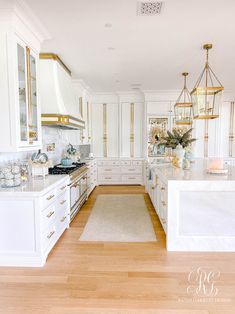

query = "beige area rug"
[79,194,157,242]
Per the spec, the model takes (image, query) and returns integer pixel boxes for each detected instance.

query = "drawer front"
[42,188,57,209]
[97,160,120,166]
[122,175,143,184]
[120,160,131,166]
[56,181,68,196]
[42,224,56,251]
[41,203,56,230]
[121,166,142,174]
[132,160,143,166]
[98,167,120,174]
[57,192,68,211]
[98,175,121,183]
[56,206,68,227]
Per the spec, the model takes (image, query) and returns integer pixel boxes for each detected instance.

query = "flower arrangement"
[161,128,196,149]
[148,127,166,145]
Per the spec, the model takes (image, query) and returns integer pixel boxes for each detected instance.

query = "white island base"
[149,160,235,252]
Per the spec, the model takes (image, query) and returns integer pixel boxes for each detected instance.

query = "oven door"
[70,180,81,209]
[80,175,88,196]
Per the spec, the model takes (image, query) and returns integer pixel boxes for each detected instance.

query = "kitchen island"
[148,160,235,252]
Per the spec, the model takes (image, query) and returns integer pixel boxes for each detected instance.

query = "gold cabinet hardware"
[29,131,37,139]
[162,201,167,206]
[60,185,66,190]
[104,169,112,171]
[60,216,67,222]
[46,211,55,218]
[128,177,135,180]
[46,194,55,201]
[105,177,112,179]
[29,140,33,145]
[151,187,155,190]
[161,218,166,224]
[161,187,165,191]
[128,169,135,171]
[60,200,66,205]
[47,230,55,239]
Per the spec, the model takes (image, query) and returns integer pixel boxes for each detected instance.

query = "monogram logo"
[187,267,220,297]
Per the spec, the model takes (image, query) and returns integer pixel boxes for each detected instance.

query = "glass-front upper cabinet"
[16,41,40,147]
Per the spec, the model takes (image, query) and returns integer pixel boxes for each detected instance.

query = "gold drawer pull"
[161,187,165,191]
[128,177,136,180]
[105,169,112,171]
[128,169,135,171]
[47,230,55,239]
[47,194,55,201]
[162,218,166,223]
[162,201,167,206]
[47,211,55,218]
[60,216,67,222]
[60,185,66,191]
[60,200,66,205]
[105,177,112,179]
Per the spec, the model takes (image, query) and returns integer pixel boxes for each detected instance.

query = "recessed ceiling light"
[108,47,115,51]
[105,23,112,28]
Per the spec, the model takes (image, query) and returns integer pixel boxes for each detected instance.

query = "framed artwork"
[148,116,169,157]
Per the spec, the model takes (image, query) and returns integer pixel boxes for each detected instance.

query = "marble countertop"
[152,160,235,182]
[0,174,68,197]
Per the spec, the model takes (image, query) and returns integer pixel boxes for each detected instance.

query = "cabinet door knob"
[60,200,66,205]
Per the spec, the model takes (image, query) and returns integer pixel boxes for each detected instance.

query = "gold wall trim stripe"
[130,103,134,158]
[39,53,72,76]
[229,101,235,157]
[204,120,209,158]
[103,104,107,157]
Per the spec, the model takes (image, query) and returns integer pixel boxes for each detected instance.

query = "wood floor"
[0,186,235,314]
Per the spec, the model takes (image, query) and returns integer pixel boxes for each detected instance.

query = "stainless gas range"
[49,163,88,221]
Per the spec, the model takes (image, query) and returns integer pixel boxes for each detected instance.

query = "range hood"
[39,53,85,130]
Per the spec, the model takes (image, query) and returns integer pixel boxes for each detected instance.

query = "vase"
[172,144,185,168]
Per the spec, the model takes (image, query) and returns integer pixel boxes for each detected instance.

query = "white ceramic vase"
[173,144,185,168]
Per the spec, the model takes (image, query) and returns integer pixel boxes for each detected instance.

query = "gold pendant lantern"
[191,44,224,120]
[174,72,193,125]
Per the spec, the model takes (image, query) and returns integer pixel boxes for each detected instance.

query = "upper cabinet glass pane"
[17,44,28,142]
[29,54,38,141]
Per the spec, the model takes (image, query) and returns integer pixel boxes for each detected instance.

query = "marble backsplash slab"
[0,127,91,165]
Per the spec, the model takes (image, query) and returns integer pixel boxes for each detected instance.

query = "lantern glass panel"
[191,88,222,119]
[174,105,192,125]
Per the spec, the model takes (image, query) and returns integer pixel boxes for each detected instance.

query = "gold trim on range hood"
[41,114,85,130]
[39,53,71,76]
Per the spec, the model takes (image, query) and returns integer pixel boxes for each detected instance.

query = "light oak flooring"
[0,186,235,314]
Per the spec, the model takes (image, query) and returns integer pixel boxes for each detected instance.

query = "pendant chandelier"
[174,72,193,125]
[191,44,224,119]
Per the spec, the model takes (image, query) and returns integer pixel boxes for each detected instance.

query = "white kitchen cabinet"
[0,10,42,152]
[0,176,69,267]
[86,159,97,196]
[97,158,144,185]
[92,103,119,157]
[120,102,143,158]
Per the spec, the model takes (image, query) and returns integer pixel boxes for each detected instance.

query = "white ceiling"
[25,0,235,93]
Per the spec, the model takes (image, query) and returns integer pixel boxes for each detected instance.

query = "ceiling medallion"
[191,44,224,120]
[174,72,193,126]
